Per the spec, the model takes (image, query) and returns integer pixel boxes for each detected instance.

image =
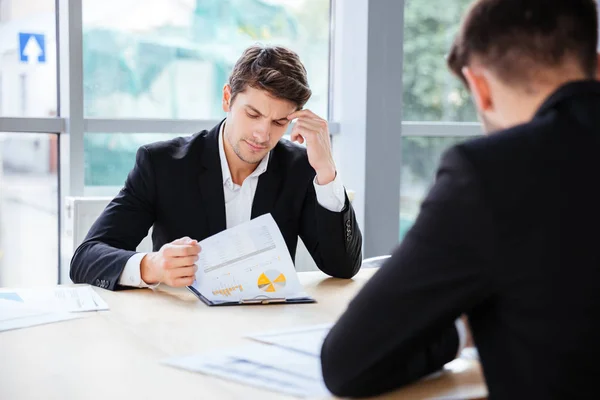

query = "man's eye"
[247,113,259,119]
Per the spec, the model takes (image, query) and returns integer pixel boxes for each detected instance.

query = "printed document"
[188,214,314,305]
[163,343,329,398]
[0,285,109,313]
[0,299,80,332]
[246,323,333,356]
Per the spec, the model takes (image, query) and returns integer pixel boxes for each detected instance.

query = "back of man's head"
[448,0,599,88]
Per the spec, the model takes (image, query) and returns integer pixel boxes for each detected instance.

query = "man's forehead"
[240,95,296,118]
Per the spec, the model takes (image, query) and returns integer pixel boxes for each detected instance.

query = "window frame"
[0,0,485,281]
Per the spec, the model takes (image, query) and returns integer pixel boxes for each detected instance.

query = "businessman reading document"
[70,45,362,292]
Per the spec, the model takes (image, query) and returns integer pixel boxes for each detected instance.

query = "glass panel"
[0,132,59,286]
[82,0,331,119]
[84,133,179,187]
[400,136,473,240]
[402,0,476,122]
[0,0,57,117]
[84,132,298,188]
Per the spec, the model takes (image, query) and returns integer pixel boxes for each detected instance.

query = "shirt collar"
[218,120,270,186]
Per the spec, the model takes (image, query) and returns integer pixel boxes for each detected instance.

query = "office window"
[0,0,9,22]
[0,0,57,117]
[83,132,298,190]
[19,73,27,116]
[402,0,476,122]
[84,133,179,188]
[0,132,59,287]
[82,0,331,189]
[399,136,470,240]
[82,0,331,119]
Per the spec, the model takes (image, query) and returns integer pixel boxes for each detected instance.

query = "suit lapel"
[252,148,284,219]
[197,122,227,236]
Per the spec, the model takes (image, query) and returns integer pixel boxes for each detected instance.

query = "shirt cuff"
[454,318,468,358]
[313,172,346,212]
[118,252,157,288]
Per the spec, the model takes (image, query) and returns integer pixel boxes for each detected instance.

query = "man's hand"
[140,237,200,287]
[288,109,337,185]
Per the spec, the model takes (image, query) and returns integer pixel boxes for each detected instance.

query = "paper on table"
[162,343,329,398]
[246,323,333,357]
[247,324,482,381]
[190,214,310,303]
[0,285,109,312]
[0,299,81,332]
[0,299,49,322]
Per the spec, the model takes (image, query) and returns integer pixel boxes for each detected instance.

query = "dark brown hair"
[228,45,312,109]
[448,0,599,87]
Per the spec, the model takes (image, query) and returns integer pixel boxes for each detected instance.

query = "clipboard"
[186,286,316,306]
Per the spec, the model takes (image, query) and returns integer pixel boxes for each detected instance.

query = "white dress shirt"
[119,121,347,287]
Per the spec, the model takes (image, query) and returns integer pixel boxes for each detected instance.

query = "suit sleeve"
[299,176,363,279]
[69,146,157,290]
[320,146,496,397]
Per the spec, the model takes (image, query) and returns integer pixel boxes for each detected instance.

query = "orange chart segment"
[257,270,287,292]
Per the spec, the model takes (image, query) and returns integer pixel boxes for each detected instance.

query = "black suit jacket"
[70,122,362,290]
[321,81,600,399]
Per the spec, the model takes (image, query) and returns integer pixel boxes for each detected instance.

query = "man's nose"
[252,124,270,143]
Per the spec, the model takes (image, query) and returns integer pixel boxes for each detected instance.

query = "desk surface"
[0,269,487,400]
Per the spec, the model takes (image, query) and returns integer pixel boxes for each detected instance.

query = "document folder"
[187,286,316,306]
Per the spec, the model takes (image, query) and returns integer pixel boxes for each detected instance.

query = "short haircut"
[447,0,599,87]
[228,45,312,109]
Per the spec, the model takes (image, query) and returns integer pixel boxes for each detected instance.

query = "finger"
[171,236,192,245]
[163,243,201,258]
[294,123,325,142]
[287,109,320,121]
[290,131,304,144]
[167,265,198,280]
[165,255,200,269]
[171,275,196,287]
[295,118,324,132]
[292,126,319,144]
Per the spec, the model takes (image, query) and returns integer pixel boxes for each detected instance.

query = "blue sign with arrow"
[19,33,46,64]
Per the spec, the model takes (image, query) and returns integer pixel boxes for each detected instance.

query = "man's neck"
[505,73,589,127]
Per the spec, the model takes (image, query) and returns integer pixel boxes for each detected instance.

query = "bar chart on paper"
[210,275,245,297]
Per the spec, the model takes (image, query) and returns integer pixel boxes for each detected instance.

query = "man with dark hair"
[70,45,362,290]
[321,0,600,398]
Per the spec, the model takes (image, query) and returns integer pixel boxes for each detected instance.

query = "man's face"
[222,85,297,165]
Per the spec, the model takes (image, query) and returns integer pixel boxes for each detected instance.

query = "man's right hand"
[140,237,201,287]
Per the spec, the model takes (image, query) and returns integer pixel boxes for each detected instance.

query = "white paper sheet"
[162,343,329,398]
[190,214,311,303]
[0,299,81,332]
[246,323,333,357]
[0,285,109,312]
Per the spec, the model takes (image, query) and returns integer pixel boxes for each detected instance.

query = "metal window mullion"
[83,118,341,135]
[58,0,85,284]
[401,122,483,137]
[0,117,65,133]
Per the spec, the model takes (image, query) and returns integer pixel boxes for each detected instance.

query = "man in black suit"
[321,0,600,398]
[70,45,362,290]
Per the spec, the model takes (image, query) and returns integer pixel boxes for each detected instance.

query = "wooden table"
[0,269,488,399]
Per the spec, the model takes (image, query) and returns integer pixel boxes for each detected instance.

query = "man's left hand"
[288,109,336,185]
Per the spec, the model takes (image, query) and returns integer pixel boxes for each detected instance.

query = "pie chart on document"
[257,270,287,292]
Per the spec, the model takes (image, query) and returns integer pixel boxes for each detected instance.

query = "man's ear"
[222,84,232,113]
[462,66,493,112]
